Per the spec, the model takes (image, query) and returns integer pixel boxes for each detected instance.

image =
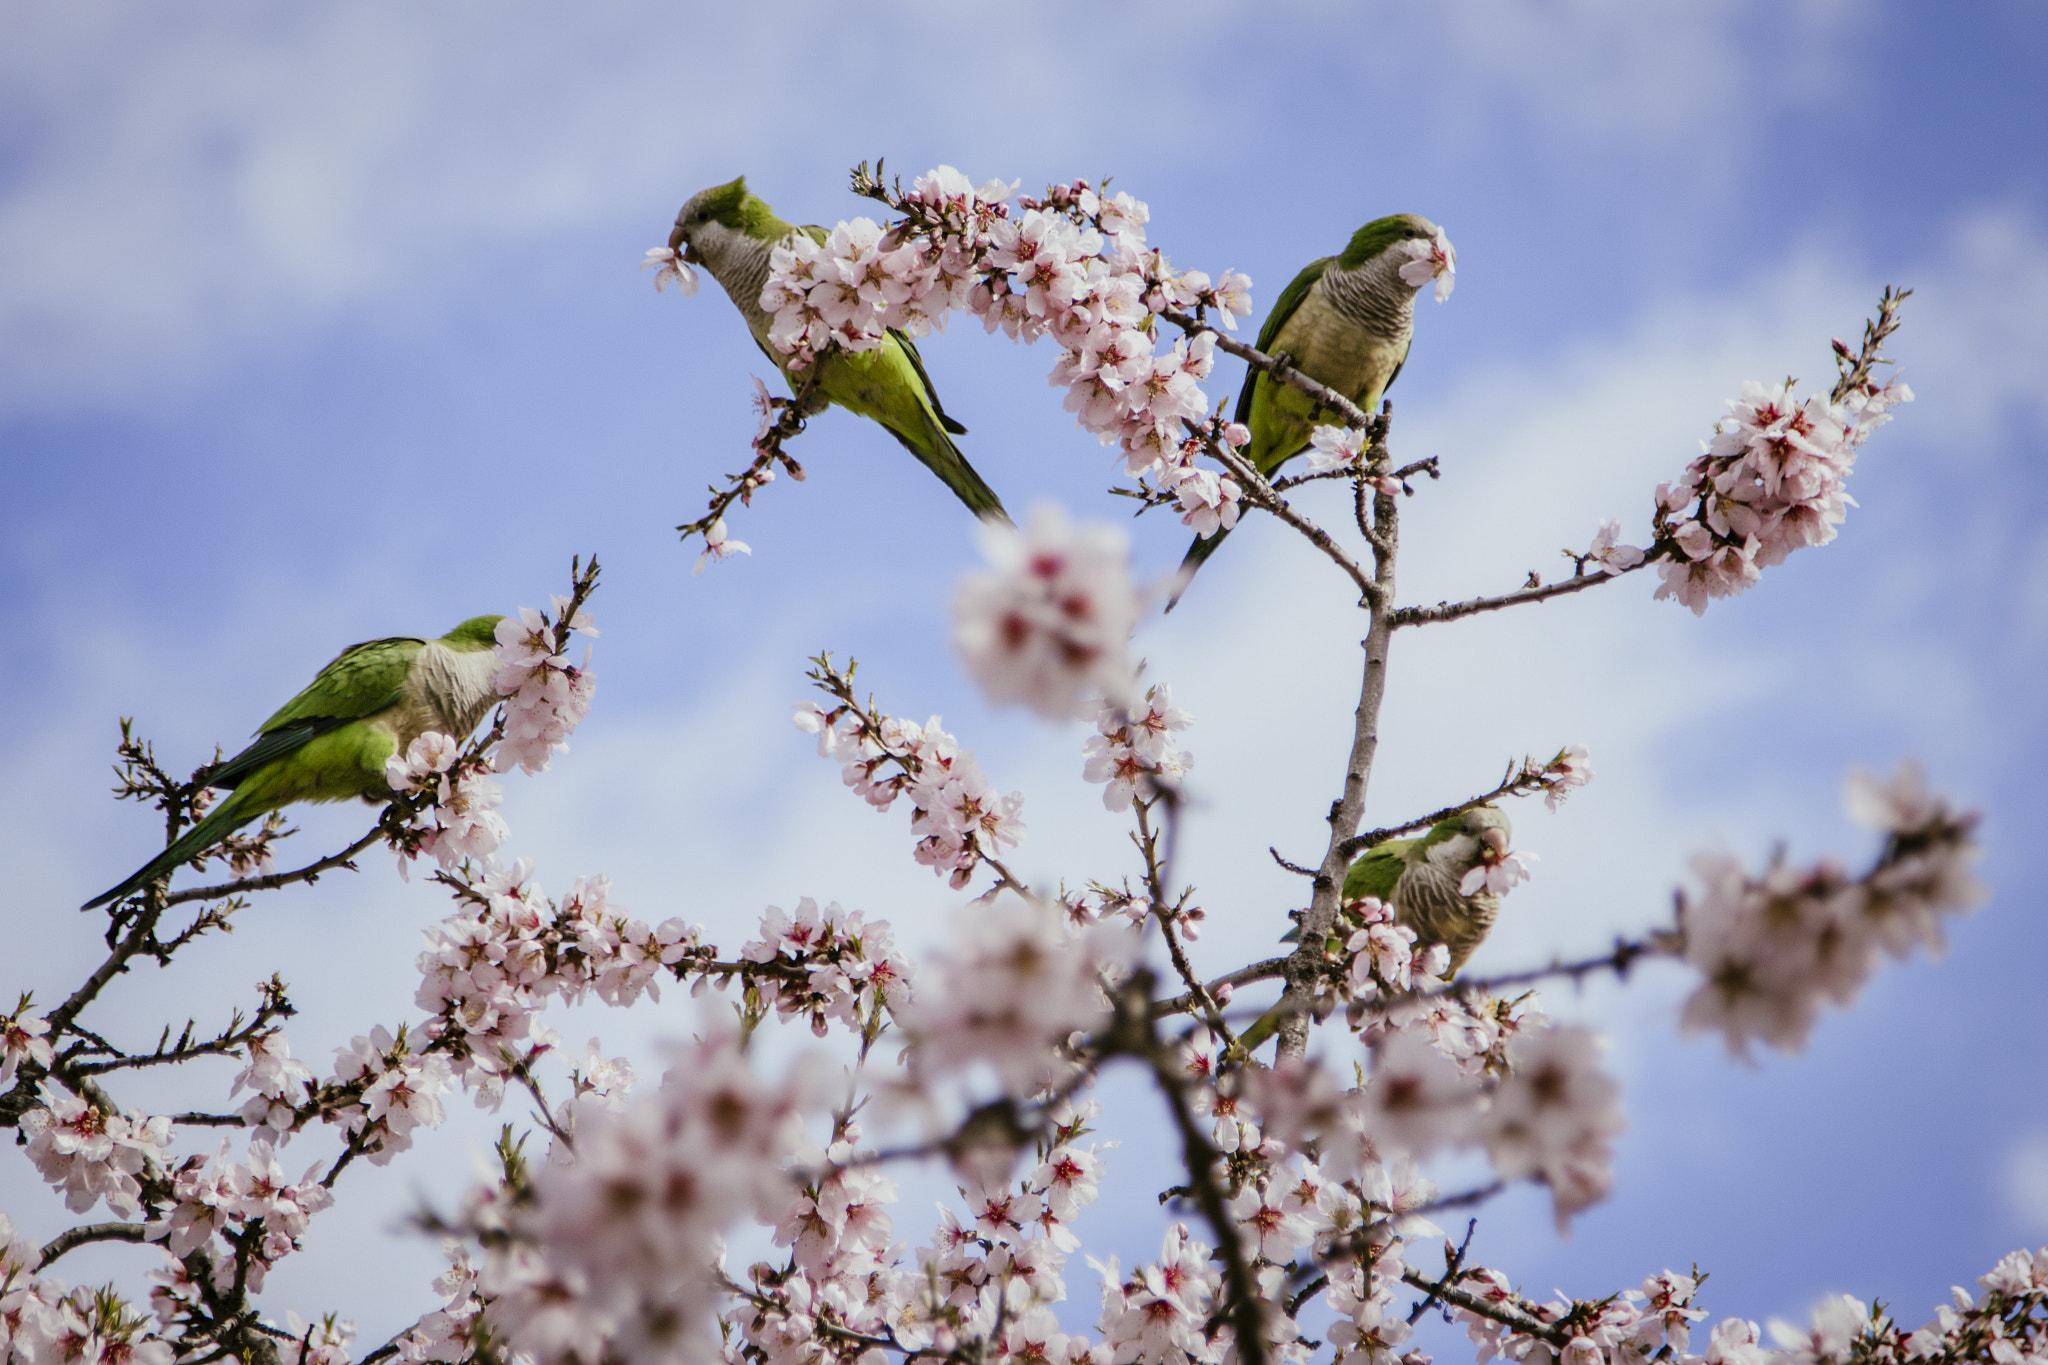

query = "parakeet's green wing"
[1342,836,1416,902]
[207,638,423,788]
[1234,255,1333,426]
[258,637,422,731]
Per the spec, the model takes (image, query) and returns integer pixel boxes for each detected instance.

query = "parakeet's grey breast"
[1321,250,1418,337]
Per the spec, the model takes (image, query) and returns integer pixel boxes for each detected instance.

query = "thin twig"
[1393,558,1653,629]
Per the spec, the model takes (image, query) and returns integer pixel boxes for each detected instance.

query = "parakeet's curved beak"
[1481,825,1510,857]
[675,214,708,263]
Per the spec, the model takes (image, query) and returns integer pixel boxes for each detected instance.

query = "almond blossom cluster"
[732,1137,918,1365]
[1095,1222,1231,1365]
[739,897,914,1038]
[1677,762,1981,1056]
[1327,895,1445,1013]
[1081,682,1194,810]
[493,602,598,775]
[757,167,1257,536]
[1535,743,1595,811]
[394,1243,487,1365]
[20,1083,172,1218]
[151,1137,334,1293]
[1203,957,1619,1227]
[723,1098,1113,1365]
[5,1245,175,1365]
[326,1025,457,1166]
[0,1215,58,1363]
[386,732,509,871]
[415,861,703,1102]
[227,1028,315,1139]
[896,893,1137,1100]
[1446,1266,1711,1365]
[1177,1022,1632,1358]
[797,664,1026,889]
[953,505,1141,721]
[1652,372,1912,614]
[477,1027,831,1365]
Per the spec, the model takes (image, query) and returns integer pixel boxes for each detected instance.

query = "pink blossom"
[640,245,698,296]
[1587,519,1644,574]
[1305,423,1366,474]
[1082,684,1193,810]
[897,893,1136,1097]
[0,1008,54,1089]
[953,505,1140,721]
[1397,226,1457,302]
[493,609,596,775]
[1476,1023,1624,1226]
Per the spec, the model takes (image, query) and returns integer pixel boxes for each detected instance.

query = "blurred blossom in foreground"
[952,504,1139,721]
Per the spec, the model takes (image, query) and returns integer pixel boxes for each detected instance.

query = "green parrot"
[1343,805,1512,978]
[82,616,507,911]
[1168,212,1448,609]
[1236,806,1513,1053]
[668,176,1009,523]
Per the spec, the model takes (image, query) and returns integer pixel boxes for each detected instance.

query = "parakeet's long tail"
[1164,524,1236,612]
[80,789,262,911]
[894,420,1011,525]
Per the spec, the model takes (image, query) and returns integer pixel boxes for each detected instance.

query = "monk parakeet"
[668,177,1010,523]
[1233,805,1512,1054]
[1168,213,1449,608]
[82,616,506,910]
[1344,805,1512,978]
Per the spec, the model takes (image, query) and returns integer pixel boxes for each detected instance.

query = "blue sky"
[5,0,2047,1352]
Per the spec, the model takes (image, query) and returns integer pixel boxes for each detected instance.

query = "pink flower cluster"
[1081,683,1193,811]
[20,1084,171,1218]
[4,1223,175,1365]
[329,1025,457,1166]
[153,1137,334,1293]
[227,1028,315,1140]
[493,604,597,775]
[953,505,1141,721]
[1201,983,1620,1226]
[1451,1267,1710,1365]
[415,861,702,1102]
[741,897,915,1038]
[396,1242,486,1364]
[1678,762,1981,1056]
[760,167,1254,533]
[1536,743,1595,811]
[387,732,509,871]
[1654,374,1911,614]
[897,894,1138,1099]
[726,1099,1111,1365]
[481,1027,830,1365]
[796,693,1025,889]
[1095,1223,1229,1365]
[1330,896,1443,1011]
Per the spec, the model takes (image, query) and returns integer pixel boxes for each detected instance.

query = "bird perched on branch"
[1344,805,1513,978]
[82,616,506,910]
[1168,212,1453,608]
[668,176,1009,523]
[1236,805,1514,1054]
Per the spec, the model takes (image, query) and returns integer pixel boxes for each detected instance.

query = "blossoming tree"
[4,164,2031,1365]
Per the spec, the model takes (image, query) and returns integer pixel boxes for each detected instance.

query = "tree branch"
[1393,557,1655,629]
